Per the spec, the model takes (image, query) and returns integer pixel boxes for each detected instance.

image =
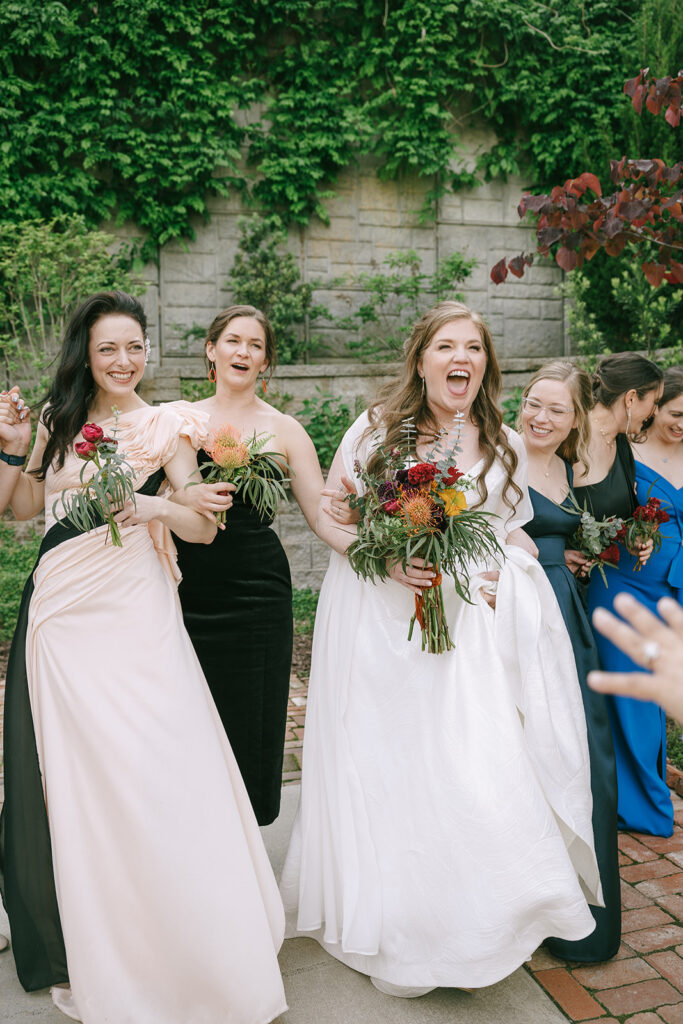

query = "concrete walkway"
[0,784,566,1023]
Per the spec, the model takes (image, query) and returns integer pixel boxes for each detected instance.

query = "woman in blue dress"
[572,353,666,836]
[599,368,683,836]
[520,360,620,962]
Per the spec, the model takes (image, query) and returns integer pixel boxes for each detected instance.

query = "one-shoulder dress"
[575,435,675,837]
[527,464,620,961]
[0,405,286,1024]
[174,448,293,826]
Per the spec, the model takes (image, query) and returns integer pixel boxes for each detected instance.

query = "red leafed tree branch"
[491,69,683,289]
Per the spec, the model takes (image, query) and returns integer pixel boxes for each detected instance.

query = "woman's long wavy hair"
[518,360,594,474]
[37,291,147,480]
[364,301,522,515]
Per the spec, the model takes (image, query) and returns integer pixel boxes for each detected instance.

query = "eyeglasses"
[521,397,573,420]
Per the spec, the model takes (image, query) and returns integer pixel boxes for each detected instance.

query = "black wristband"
[0,450,27,467]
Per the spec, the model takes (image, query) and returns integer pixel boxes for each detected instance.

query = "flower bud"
[81,422,104,443]
[75,440,98,460]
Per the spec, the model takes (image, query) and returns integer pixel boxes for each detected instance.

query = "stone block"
[307,218,356,243]
[161,251,219,285]
[162,283,219,309]
[503,318,563,358]
[462,198,504,225]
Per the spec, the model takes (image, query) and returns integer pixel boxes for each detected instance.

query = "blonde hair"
[364,301,522,514]
[518,360,593,474]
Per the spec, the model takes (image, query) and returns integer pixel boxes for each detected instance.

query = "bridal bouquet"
[200,423,290,525]
[55,412,135,547]
[346,418,502,654]
[622,496,670,571]
[567,496,624,585]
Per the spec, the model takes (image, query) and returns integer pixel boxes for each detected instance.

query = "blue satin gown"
[576,441,677,837]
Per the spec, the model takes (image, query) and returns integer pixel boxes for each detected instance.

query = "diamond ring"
[642,640,661,669]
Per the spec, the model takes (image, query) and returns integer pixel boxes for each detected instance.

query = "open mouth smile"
[446,369,470,395]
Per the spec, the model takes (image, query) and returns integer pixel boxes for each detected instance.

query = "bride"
[280,301,601,995]
[0,291,286,1023]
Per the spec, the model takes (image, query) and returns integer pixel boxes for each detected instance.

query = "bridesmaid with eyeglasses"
[519,361,620,963]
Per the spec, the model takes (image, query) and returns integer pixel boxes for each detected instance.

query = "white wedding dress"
[280,412,601,991]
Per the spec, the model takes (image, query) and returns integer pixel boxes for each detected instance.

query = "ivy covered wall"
[2,0,678,255]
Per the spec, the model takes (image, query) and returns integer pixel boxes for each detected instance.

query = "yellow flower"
[440,488,467,517]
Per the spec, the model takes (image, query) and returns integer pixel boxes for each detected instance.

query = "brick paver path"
[282,671,307,785]
[527,788,683,1023]
[8,667,683,1024]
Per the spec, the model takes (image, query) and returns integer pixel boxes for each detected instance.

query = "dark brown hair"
[37,291,147,480]
[592,352,663,407]
[204,305,277,377]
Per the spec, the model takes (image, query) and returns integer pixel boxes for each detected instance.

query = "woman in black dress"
[572,354,666,836]
[520,360,620,962]
[172,306,325,825]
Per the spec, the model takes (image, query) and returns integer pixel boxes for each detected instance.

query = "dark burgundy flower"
[600,543,620,565]
[377,481,399,502]
[381,499,401,515]
[395,468,410,484]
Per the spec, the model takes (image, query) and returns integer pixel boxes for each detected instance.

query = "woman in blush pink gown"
[0,292,286,1024]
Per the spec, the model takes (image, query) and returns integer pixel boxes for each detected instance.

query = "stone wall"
[129,138,568,591]
[133,147,568,388]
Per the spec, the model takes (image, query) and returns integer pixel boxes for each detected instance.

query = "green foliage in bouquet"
[201,424,291,525]
[346,419,502,653]
[55,418,136,548]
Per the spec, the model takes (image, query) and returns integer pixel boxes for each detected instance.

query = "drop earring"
[626,405,632,437]
[261,375,268,396]
[208,364,217,384]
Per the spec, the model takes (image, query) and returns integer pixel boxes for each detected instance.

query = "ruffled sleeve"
[160,400,211,452]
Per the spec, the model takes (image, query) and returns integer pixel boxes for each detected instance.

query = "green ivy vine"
[1,0,679,257]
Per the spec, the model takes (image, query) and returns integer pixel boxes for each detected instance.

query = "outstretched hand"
[588,593,683,722]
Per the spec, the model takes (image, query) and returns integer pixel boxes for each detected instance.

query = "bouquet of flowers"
[55,412,135,547]
[567,494,624,585]
[199,423,290,525]
[346,418,502,654]
[621,496,670,571]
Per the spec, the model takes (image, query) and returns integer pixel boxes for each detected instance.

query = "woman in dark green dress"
[520,360,620,962]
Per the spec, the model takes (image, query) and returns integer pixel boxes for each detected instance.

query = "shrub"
[292,588,320,635]
[0,520,42,642]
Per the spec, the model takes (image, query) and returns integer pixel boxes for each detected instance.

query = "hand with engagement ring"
[321,474,360,526]
[588,592,683,722]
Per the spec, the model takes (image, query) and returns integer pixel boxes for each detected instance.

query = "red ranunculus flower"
[443,466,464,486]
[75,440,98,459]
[81,422,104,443]
[600,543,620,565]
[382,499,401,515]
[407,462,437,485]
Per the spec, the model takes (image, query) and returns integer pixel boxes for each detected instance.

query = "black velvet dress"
[526,463,621,962]
[174,451,293,826]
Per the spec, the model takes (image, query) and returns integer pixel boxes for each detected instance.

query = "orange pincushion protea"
[400,491,441,531]
[207,425,250,473]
